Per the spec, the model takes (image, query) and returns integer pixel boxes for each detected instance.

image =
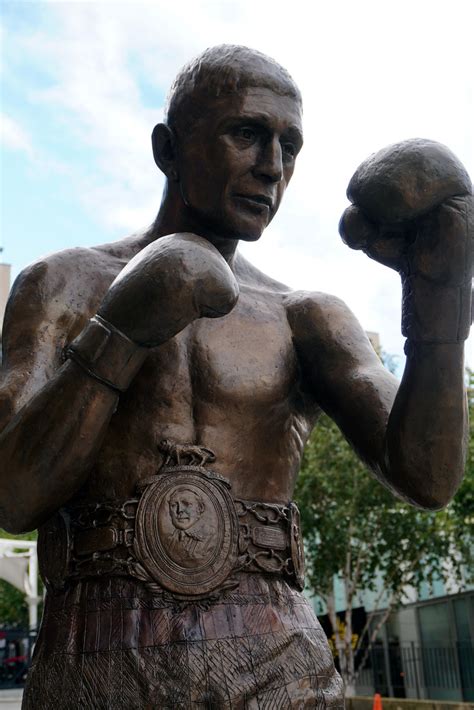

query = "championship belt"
[38,442,305,598]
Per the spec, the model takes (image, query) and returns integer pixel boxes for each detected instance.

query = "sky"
[1,0,473,369]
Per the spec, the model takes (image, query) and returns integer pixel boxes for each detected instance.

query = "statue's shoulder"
[284,289,358,344]
[233,253,354,339]
[15,231,148,300]
[284,289,348,315]
[7,232,148,335]
[231,252,364,347]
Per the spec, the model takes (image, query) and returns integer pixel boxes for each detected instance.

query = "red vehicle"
[0,630,31,687]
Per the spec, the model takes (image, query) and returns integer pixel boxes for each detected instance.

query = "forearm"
[385,341,467,509]
[0,317,148,533]
[384,196,471,508]
[0,359,120,533]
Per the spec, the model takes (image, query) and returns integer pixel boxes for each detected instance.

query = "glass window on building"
[418,597,474,702]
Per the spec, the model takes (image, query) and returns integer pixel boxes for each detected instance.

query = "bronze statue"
[0,45,472,708]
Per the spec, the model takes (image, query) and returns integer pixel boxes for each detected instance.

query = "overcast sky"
[1,0,473,368]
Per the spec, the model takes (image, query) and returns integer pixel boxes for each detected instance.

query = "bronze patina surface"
[0,45,472,708]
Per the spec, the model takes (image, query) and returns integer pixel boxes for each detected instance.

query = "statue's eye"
[236,127,257,142]
[282,142,296,159]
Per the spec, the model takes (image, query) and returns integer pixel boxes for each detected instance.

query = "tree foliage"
[0,581,29,628]
[294,370,473,692]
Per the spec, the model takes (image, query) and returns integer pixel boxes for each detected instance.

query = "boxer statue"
[0,45,471,708]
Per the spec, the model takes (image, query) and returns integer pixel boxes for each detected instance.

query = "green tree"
[0,581,29,628]
[295,372,473,695]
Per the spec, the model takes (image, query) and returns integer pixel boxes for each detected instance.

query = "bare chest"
[133,291,297,416]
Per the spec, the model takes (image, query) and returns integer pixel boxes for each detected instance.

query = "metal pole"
[449,598,465,701]
[411,641,420,698]
[28,545,38,630]
[382,624,394,697]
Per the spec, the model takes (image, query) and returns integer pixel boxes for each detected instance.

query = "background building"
[0,263,11,334]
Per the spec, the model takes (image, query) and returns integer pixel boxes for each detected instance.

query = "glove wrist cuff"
[66,316,148,393]
[401,274,472,343]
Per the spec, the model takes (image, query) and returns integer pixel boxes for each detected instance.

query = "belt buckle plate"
[134,465,239,598]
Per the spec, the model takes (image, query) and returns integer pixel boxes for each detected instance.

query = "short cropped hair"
[164,44,302,134]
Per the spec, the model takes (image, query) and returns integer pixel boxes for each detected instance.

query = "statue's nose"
[253,137,283,184]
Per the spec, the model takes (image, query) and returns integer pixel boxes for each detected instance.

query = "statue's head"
[153,45,303,242]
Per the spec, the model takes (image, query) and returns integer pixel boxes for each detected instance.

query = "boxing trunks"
[24,460,343,708]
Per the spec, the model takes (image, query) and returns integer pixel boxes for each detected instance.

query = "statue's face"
[169,489,203,530]
[175,87,303,241]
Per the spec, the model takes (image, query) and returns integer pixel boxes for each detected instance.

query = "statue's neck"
[149,184,239,267]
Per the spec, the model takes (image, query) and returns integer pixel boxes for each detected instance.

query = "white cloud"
[0,113,34,157]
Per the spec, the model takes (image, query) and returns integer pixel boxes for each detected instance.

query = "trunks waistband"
[38,465,305,600]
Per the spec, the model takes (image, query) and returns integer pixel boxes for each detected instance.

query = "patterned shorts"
[23,574,344,709]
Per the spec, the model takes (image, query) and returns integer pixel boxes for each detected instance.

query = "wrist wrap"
[401,195,473,343]
[402,275,472,343]
[66,315,147,393]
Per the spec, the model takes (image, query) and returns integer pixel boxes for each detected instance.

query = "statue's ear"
[152,123,179,181]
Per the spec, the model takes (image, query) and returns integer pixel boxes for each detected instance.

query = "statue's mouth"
[234,193,273,210]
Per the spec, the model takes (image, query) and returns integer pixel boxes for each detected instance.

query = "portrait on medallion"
[164,486,216,565]
[0,43,472,709]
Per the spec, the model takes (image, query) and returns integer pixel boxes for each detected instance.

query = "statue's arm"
[0,260,123,533]
[323,139,472,509]
[287,292,467,510]
[0,233,238,533]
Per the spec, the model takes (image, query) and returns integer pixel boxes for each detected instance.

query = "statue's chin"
[174,521,193,530]
[237,231,264,243]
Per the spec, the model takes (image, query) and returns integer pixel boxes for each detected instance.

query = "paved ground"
[0,689,22,709]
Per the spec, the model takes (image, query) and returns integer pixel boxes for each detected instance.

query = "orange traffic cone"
[373,693,383,710]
